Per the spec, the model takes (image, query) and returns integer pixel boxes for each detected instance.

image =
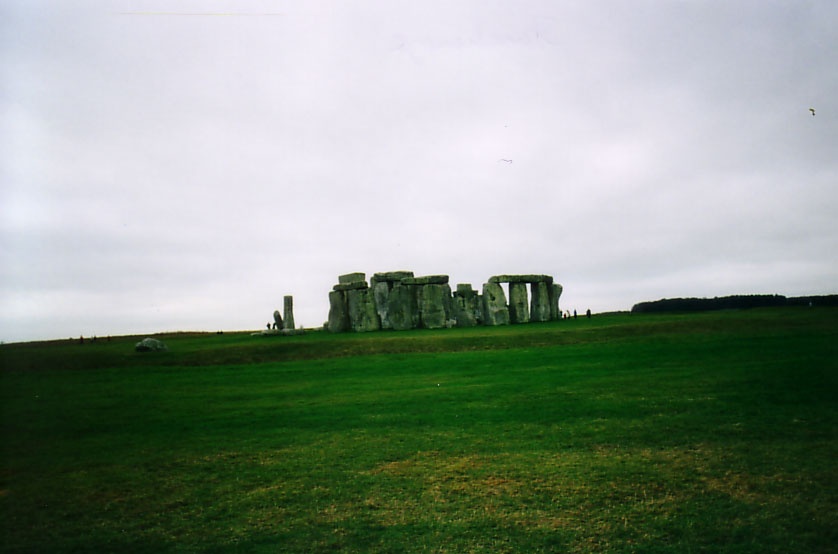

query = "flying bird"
[498,159,513,163]
[809,107,816,116]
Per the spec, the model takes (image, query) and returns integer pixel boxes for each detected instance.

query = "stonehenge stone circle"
[325,271,562,333]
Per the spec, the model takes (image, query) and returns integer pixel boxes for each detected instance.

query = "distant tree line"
[631,294,838,314]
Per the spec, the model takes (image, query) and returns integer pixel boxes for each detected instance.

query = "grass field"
[1,308,836,553]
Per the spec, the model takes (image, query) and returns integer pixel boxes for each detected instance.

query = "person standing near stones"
[586,309,591,318]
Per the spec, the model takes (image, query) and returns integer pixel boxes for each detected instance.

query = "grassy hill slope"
[2,308,836,552]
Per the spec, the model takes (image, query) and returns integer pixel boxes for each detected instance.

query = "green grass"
[2,308,836,552]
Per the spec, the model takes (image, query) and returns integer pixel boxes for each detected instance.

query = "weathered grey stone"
[508,282,530,324]
[333,281,369,291]
[482,282,509,326]
[372,271,414,283]
[273,309,283,329]
[372,280,392,329]
[530,281,551,322]
[452,293,478,327]
[339,272,366,284]
[283,295,295,330]
[347,288,380,332]
[135,337,168,352]
[402,275,449,285]
[327,290,350,333]
[387,283,419,330]
[456,283,477,297]
[419,283,452,329]
[550,283,563,320]
[489,274,553,285]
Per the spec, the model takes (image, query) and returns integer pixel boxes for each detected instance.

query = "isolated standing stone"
[327,290,350,333]
[530,281,551,322]
[508,282,530,324]
[283,295,295,330]
[273,309,283,329]
[135,337,168,352]
[482,282,510,326]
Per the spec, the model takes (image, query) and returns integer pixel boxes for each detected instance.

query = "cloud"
[1,0,836,342]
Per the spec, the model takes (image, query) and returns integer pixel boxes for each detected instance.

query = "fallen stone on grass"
[134,338,168,352]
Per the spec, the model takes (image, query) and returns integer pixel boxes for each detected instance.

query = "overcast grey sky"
[2,0,836,342]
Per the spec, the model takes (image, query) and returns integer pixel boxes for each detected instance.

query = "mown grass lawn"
[1,308,836,552]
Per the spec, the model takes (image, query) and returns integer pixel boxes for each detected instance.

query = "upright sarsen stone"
[452,284,480,327]
[283,295,295,330]
[482,282,509,326]
[347,288,380,332]
[388,283,419,330]
[370,271,415,330]
[550,283,563,320]
[508,282,530,324]
[327,290,350,333]
[372,280,392,329]
[530,282,551,322]
[419,283,452,329]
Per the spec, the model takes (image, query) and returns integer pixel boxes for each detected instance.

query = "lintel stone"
[489,274,554,285]
[333,281,369,291]
[402,275,449,285]
[372,271,414,283]
[339,272,366,284]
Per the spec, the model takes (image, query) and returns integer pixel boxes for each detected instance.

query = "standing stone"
[273,309,283,329]
[347,288,380,332]
[388,283,419,330]
[452,284,480,327]
[327,290,350,333]
[372,280,392,329]
[283,295,295,330]
[482,282,509,326]
[550,283,563,320]
[530,281,551,322]
[508,282,530,324]
[419,283,452,329]
[370,271,415,330]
